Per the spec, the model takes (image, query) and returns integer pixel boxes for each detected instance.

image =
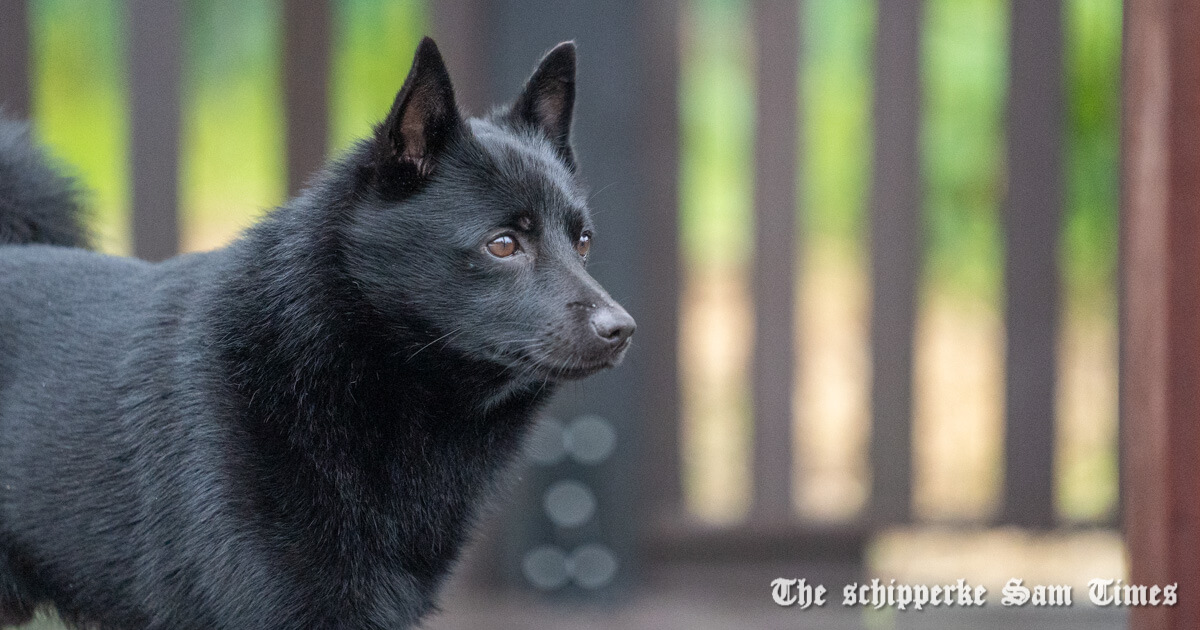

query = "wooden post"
[1001,0,1062,529]
[1122,0,1200,627]
[0,0,30,119]
[486,0,648,596]
[868,0,922,525]
[128,0,183,261]
[283,0,332,197]
[638,0,683,521]
[431,0,493,116]
[749,0,800,523]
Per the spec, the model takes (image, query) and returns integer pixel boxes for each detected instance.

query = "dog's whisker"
[406,328,463,362]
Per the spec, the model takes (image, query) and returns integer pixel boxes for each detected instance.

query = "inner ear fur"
[510,41,577,167]
[377,37,461,182]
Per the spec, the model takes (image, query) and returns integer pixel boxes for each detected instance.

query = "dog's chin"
[544,360,613,381]
[519,347,631,382]
[507,358,605,382]
[490,338,632,383]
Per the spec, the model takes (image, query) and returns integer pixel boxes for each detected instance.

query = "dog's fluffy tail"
[0,117,89,248]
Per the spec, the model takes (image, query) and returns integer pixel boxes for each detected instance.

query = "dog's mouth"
[496,337,631,382]
[535,358,614,380]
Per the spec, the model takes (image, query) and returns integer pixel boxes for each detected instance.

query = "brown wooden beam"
[0,0,30,119]
[283,0,332,198]
[128,0,183,261]
[750,0,800,524]
[868,0,922,525]
[1001,0,1063,529]
[1122,0,1200,627]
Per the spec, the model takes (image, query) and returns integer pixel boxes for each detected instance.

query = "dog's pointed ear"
[376,37,461,182]
[510,41,576,168]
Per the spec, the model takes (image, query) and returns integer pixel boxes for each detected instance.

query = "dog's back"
[0,119,149,399]
[0,119,160,625]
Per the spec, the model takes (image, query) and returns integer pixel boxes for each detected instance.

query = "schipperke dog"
[0,37,633,629]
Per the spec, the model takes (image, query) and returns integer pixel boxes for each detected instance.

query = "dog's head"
[343,37,634,382]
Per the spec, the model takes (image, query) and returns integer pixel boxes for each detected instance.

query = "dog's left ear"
[377,37,461,184]
[510,41,576,168]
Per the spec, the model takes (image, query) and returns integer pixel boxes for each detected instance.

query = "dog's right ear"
[374,37,461,190]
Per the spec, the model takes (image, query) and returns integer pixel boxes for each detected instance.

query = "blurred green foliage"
[679,0,1119,308]
[803,0,874,250]
[922,0,1008,297]
[31,0,129,253]
[29,0,1118,302]
[679,0,754,269]
[676,0,1121,525]
[1064,0,1121,309]
[330,0,426,154]
[31,0,425,254]
[181,0,284,245]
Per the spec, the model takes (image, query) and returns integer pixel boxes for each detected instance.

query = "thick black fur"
[0,120,88,248]
[0,38,633,629]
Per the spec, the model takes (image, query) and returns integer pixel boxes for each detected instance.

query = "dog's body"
[0,39,633,629]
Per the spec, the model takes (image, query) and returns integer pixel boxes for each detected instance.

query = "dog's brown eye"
[486,234,518,258]
[575,232,591,257]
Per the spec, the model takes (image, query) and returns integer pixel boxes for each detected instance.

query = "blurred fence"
[0,0,1132,617]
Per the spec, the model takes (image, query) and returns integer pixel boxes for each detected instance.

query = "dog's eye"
[575,232,591,257]
[486,234,519,258]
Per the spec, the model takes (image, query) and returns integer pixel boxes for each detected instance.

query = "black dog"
[0,37,633,629]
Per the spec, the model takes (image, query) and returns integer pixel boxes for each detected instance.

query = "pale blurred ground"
[422,527,1127,629]
[680,248,1118,528]
[15,526,1129,630]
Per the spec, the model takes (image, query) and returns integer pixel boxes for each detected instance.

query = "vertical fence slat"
[487,0,647,595]
[283,0,331,198]
[1001,0,1062,529]
[639,0,684,520]
[0,0,30,119]
[431,0,493,116]
[749,0,800,523]
[129,0,183,261]
[1122,0,1200,627]
[868,0,922,525]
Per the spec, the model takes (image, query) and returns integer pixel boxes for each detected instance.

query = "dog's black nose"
[590,305,636,345]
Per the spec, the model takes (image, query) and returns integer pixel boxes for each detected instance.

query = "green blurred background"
[677,0,1118,525]
[31,0,426,253]
[33,0,1118,295]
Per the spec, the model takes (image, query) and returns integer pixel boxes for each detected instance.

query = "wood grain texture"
[1122,0,1200,627]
